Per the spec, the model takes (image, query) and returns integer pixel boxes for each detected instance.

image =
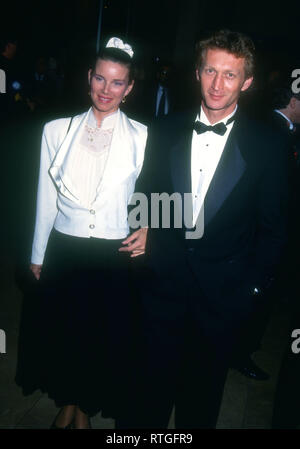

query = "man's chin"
[203,101,227,111]
[202,99,236,113]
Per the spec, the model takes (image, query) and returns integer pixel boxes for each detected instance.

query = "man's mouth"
[209,93,224,100]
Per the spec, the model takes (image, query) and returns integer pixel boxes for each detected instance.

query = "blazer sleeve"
[31,123,59,265]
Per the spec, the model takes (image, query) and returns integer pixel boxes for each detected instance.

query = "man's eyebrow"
[224,69,240,74]
[203,66,241,74]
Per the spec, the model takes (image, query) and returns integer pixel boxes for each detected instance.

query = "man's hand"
[30,263,43,280]
[119,228,148,258]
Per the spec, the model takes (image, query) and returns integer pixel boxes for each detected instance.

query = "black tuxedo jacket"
[134,108,289,312]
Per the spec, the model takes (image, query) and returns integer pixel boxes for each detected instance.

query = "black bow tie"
[193,115,235,136]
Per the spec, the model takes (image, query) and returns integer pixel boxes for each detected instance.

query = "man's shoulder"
[236,110,289,160]
[236,110,286,143]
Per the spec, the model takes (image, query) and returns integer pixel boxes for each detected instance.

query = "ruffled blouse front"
[67,110,117,208]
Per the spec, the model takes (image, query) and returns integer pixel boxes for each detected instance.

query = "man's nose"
[211,73,223,91]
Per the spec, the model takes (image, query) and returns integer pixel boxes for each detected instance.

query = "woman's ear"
[125,80,135,97]
[88,69,92,85]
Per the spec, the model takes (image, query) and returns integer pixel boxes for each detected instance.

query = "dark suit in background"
[123,63,176,125]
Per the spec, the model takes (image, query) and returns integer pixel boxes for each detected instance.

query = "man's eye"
[206,68,214,74]
[226,73,235,79]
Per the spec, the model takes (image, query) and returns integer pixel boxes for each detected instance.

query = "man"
[0,35,31,122]
[126,62,175,125]
[120,29,288,429]
[152,63,173,118]
[267,85,300,303]
[271,85,300,131]
[0,35,18,121]
[269,85,300,171]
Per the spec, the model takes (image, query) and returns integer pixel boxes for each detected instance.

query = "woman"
[15,37,147,429]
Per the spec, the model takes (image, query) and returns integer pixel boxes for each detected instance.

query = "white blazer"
[31,108,147,265]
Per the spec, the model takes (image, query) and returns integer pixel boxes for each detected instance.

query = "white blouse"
[68,110,117,209]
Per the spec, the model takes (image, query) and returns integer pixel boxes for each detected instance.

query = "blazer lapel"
[49,111,88,202]
[95,110,144,197]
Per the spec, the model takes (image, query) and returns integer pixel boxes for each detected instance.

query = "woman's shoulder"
[43,111,86,135]
[120,111,148,134]
[43,117,71,135]
[42,112,87,148]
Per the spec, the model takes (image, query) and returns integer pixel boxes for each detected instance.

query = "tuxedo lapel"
[203,120,246,227]
[96,110,143,195]
[49,112,86,203]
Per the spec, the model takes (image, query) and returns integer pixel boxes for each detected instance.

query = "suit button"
[187,247,195,252]
[90,209,95,214]
[89,224,95,229]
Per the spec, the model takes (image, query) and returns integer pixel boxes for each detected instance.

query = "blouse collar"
[87,108,118,129]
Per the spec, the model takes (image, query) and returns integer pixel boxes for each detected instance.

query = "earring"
[122,96,126,104]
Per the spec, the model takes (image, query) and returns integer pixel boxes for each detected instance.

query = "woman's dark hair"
[90,46,135,83]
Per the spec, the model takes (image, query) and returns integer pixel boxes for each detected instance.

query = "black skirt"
[15,229,140,417]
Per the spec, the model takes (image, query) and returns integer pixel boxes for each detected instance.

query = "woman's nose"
[102,82,109,94]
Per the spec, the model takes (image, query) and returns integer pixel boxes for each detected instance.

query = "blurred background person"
[0,34,24,122]
[123,60,176,125]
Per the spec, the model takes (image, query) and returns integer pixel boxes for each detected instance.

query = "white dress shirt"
[274,109,294,131]
[191,106,237,226]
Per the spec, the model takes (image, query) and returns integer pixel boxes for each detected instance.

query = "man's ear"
[241,76,253,92]
[289,96,297,110]
[195,68,201,82]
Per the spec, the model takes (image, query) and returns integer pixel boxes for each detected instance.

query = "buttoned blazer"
[31,108,147,264]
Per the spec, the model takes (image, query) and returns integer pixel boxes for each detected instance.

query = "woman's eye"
[114,81,124,86]
[94,76,103,82]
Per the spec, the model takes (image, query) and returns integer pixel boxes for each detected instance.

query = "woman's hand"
[30,263,43,280]
[119,228,148,258]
